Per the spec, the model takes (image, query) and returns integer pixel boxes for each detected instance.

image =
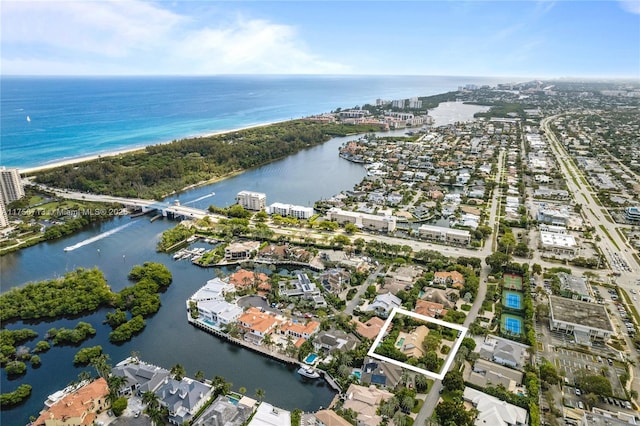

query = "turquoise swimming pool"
[304,353,318,364]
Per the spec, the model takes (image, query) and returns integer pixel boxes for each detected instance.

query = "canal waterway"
[0,132,377,425]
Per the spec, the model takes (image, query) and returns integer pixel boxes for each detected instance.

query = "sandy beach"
[19,119,288,175]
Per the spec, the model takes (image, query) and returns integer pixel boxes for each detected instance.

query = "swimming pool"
[352,370,362,381]
[395,337,405,348]
[304,353,318,364]
[227,395,240,405]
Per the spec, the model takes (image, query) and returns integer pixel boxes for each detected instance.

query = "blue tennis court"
[504,317,522,334]
[503,291,522,310]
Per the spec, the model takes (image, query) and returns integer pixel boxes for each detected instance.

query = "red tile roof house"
[237,307,281,345]
[227,269,269,291]
[34,378,110,426]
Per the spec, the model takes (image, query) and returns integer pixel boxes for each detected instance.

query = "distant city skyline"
[1,0,639,79]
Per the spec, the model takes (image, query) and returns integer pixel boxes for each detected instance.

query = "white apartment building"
[0,167,25,204]
[417,224,471,245]
[326,207,397,233]
[236,191,266,211]
[267,202,314,219]
[0,199,9,228]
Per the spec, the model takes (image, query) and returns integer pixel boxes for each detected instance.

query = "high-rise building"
[0,167,25,204]
[0,199,9,228]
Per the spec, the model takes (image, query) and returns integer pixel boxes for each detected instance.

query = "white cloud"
[618,0,640,14]
[1,0,349,75]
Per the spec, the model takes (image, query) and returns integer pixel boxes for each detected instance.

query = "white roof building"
[539,231,577,255]
[189,278,235,302]
[248,402,291,426]
[463,387,529,426]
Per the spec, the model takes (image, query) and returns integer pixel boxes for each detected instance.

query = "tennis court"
[503,290,522,310]
[501,314,524,336]
[503,273,523,291]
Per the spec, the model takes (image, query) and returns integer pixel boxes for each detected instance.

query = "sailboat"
[26,115,31,122]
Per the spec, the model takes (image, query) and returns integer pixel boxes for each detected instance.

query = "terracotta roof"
[354,316,385,340]
[34,378,109,426]
[414,299,448,318]
[280,320,320,337]
[237,307,280,334]
[228,269,269,289]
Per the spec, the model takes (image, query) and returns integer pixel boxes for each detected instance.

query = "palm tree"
[392,411,408,426]
[90,354,112,379]
[106,375,128,403]
[147,405,164,426]
[195,370,205,382]
[414,373,429,392]
[239,386,247,395]
[170,363,186,381]
[255,388,265,401]
[399,395,414,413]
[262,333,275,351]
[142,390,159,411]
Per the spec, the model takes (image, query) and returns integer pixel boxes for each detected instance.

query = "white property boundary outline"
[367,307,468,381]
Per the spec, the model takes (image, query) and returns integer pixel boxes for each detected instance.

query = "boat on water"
[297,366,321,379]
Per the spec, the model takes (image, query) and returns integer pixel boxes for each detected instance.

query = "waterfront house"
[313,329,358,354]
[201,394,255,426]
[312,409,353,426]
[111,357,170,396]
[190,278,235,302]
[155,376,213,425]
[248,402,291,426]
[197,299,244,328]
[33,378,109,426]
[342,384,394,426]
[237,307,281,345]
[280,320,321,341]
[224,241,260,261]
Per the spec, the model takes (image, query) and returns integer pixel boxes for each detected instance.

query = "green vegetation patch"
[0,268,113,322]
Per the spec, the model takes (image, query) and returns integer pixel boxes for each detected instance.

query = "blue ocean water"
[0,75,498,168]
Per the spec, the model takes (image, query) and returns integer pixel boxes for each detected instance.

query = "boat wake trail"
[183,192,215,205]
[63,221,136,252]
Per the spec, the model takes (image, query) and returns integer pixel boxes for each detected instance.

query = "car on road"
[578,401,584,410]
[575,388,581,396]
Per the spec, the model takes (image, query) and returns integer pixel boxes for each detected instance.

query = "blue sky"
[2,1,639,78]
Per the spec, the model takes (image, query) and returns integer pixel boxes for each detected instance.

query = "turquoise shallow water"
[0,75,500,168]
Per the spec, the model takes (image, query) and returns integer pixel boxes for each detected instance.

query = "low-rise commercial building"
[539,231,578,255]
[549,296,614,343]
